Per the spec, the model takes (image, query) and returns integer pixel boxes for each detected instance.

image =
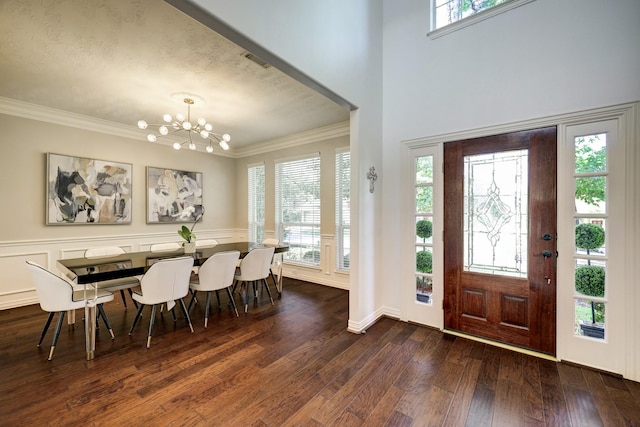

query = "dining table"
[57,242,288,360]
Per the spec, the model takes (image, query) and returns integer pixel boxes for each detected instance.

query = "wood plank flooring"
[1,278,639,426]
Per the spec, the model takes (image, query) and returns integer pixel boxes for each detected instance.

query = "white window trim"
[335,147,350,272]
[428,0,536,39]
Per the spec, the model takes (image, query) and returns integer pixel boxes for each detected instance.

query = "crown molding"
[0,96,349,158]
[232,120,350,158]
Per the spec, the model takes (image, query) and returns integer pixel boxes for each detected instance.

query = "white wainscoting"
[0,229,349,310]
[0,229,241,310]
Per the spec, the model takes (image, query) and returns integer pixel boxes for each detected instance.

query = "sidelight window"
[573,133,608,340]
[415,155,434,304]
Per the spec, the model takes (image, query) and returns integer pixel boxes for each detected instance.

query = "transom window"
[430,0,534,34]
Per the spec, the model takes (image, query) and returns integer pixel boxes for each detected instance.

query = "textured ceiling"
[0,0,350,151]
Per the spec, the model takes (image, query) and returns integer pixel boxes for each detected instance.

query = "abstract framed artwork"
[146,166,203,224]
[47,153,132,225]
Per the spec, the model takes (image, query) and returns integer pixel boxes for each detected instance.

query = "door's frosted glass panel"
[463,150,528,278]
[415,156,433,184]
[575,299,605,340]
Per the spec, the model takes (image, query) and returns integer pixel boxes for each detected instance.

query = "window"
[572,133,608,340]
[335,149,350,271]
[275,154,321,266]
[248,163,265,243]
[415,155,434,304]
[430,0,534,34]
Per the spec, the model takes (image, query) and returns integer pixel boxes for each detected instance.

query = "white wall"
[187,0,385,330]
[0,113,238,308]
[381,0,640,311]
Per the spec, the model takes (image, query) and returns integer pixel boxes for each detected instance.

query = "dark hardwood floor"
[1,278,639,426]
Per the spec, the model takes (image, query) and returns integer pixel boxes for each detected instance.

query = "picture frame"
[146,166,203,224]
[46,153,132,225]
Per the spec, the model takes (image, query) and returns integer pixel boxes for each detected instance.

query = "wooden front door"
[443,127,557,355]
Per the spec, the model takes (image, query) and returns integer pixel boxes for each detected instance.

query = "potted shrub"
[575,223,605,338]
[416,219,433,303]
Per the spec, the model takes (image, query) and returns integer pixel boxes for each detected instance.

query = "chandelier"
[137,96,230,153]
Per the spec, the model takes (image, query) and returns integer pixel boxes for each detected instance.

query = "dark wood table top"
[57,242,288,284]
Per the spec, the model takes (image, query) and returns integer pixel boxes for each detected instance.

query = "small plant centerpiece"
[178,206,203,253]
[575,222,605,338]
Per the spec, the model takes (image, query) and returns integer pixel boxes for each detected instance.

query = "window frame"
[247,162,265,243]
[275,153,322,267]
[335,148,350,272]
[428,0,535,39]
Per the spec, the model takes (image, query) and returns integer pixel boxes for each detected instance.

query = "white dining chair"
[234,247,275,313]
[25,261,115,360]
[128,256,195,348]
[262,238,281,288]
[150,242,182,252]
[188,250,240,327]
[84,246,140,309]
[195,239,219,248]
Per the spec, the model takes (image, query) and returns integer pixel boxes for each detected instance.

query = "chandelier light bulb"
[138,96,230,154]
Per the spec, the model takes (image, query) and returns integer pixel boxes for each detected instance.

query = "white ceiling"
[0,0,350,153]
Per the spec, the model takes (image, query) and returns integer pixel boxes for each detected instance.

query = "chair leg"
[215,290,221,309]
[38,312,55,347]
[253,281,259,302]
[188,290,198,312]
[204,292,212,328]
[178,298,194,333]
[97,304,115,339]
[48,311,65,361]
[226,287,239,317]
[239,281,248,313]
[263,278,275,305]
[127,288,138,309]
[171,307,177,322]
[147,304,157,348]
[119,290,127,308]
[129,304,145,335]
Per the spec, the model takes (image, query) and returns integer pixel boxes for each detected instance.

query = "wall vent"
[243,52,271,69]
